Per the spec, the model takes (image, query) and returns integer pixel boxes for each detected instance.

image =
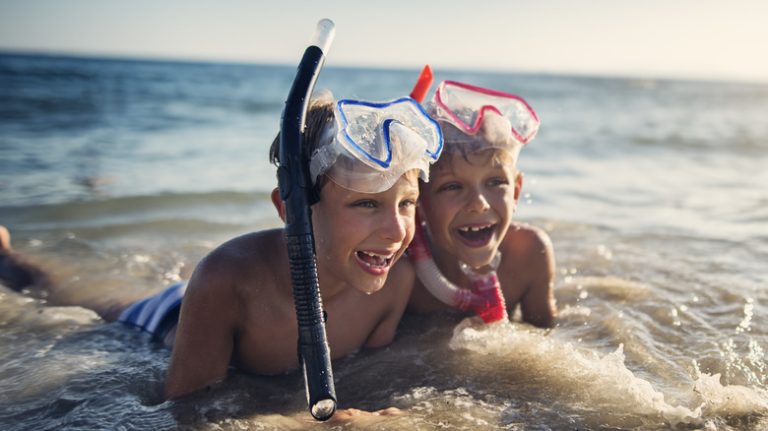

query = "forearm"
[164,359,228,400]
[520,285,557,328]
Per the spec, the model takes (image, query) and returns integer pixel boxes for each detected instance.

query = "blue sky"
[1,0,767,82]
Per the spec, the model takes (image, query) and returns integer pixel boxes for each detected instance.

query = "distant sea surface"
[1,53,767,430]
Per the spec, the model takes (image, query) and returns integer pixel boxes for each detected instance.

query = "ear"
[271,188,286,222]
[513,171,524,202]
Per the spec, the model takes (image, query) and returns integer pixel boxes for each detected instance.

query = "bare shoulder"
[187,229,286,297]
[501,222,554,266]
[203,229,285,267]
[165,229,286,399]
[500,222,557,327]
[498,222,556,298]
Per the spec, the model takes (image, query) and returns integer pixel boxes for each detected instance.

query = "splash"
[693,369,768,416]
[449,318,768,426]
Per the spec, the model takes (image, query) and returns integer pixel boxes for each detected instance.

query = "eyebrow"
[430,169,457,179]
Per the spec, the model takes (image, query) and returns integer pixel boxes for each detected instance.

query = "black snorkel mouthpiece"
[277,18,337,421]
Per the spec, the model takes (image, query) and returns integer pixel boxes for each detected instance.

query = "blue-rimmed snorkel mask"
[309,96,443,193]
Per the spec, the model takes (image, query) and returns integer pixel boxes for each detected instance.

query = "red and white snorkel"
[407,66,510,324]
[409,210,508,323]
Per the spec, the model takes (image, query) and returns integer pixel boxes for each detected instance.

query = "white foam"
[449,318,768,426]
[693,371,768,416]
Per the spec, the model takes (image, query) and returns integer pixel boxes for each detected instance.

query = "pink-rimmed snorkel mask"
[431,80,540,147]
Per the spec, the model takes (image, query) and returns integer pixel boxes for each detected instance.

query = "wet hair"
[426,150,513,187]
[269,97,335,191]
[428,118,519,174]
[431,134,516,179]
[440,141,514,166]
[269,95,423,195]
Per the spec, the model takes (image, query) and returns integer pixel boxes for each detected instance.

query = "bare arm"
[163,253,241,400]
[518,227,557,328]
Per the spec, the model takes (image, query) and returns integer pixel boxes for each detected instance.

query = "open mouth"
[355,250,395,275]
[456,223,495,247]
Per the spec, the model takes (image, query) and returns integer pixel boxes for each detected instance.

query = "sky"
[1,0,767,83]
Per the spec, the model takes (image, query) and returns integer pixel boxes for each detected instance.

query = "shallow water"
[1,53,767,430]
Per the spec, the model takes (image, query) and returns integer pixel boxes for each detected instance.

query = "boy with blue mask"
[407,80,557,328]
[0,92,443,403]
[164,93,442,399]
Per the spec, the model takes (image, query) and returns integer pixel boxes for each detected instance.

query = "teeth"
[357,250,395,268]
[459,224,492,232]
[360,251,394,259]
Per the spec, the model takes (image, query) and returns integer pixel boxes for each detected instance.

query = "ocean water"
[1,52,767,430]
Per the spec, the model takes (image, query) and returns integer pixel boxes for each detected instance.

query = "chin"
[355,276,387,294]
[460,249,499,269]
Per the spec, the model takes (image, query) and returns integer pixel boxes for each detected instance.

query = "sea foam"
[449,318,768,426]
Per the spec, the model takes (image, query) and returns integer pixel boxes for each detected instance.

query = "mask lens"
[438,81,539,143]
[338,102,392,168]
[495,96,538,142]
[439,84,478,129]
[337,98,441,168]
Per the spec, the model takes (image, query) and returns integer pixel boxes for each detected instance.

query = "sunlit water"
[1,53,767,430]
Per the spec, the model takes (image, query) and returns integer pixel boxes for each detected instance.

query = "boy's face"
[420,149,522,269]
[311,173,419,295]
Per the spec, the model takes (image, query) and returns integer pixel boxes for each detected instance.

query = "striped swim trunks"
[118,281,186,342]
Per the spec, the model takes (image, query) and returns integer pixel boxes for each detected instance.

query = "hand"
[329,407,403,424]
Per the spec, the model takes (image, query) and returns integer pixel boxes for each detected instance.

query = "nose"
[379,209,409,243]
[465,189,491,213]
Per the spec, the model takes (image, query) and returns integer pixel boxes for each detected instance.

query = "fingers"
[329,406,404,424]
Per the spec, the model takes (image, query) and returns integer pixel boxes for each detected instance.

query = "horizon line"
[2,47,767,87]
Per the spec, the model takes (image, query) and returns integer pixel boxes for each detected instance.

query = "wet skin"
[409,151,557,328]
[164,175,420,399]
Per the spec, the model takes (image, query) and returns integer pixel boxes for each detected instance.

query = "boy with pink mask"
[408,80,557,328]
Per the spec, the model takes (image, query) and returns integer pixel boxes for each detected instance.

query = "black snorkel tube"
[277,19,337,421]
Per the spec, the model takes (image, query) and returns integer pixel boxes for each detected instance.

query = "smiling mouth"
[456,223,496,246]
[355,250,395,272]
